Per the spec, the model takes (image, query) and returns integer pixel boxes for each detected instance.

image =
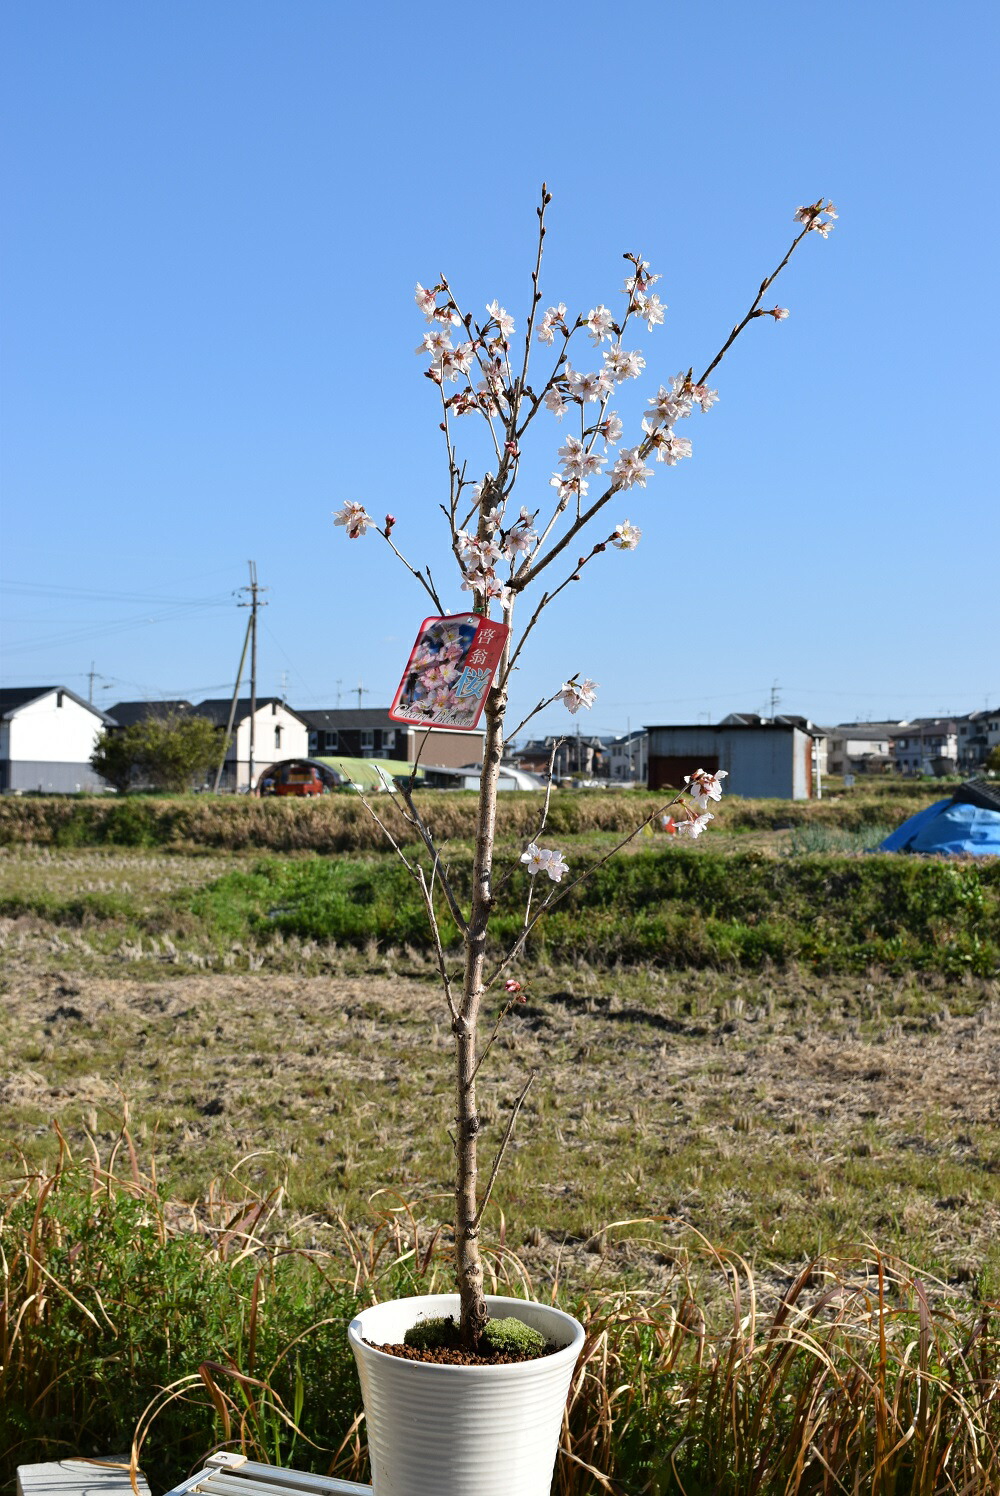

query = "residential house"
[297,708,485,771]
[0,686,115,793]
[607,729,648,783]
[957,709,1000,772]
[891,719,959,777]
[191,698,310,790]
[515,735,608,780]
[824,722,903,777]
[647,716,824,799]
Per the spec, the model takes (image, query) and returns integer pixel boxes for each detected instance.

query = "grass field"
[2,788,999,1492]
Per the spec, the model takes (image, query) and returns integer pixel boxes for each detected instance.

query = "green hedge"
[186,849,1000,976]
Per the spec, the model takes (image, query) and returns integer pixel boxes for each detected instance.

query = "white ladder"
[163,1453,371,1496]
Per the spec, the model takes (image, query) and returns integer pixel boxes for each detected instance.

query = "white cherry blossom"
[600,413,623,444]
[675,812,714,838]
[586,304,615,344]
[544,387,567,419]
[633,291,667,330]
[561,678,598,713]
[611,447,653,489]
[550,475,589,503]
[684,769,729,810]
[691,383,719,413]
[485,300,515,339]
[415,282,438,320]
[566,365,613,404]
[543,850,569,882]
[536,303,567,345]
[520,842,550,875]
[603,343,646,382]
[558,435,606,480]
[611,520,642,550]
[333,501,373,539]
[417,329,453,359]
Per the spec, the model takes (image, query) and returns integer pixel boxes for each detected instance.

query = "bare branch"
[399,780,469,937]
[377,526,444,613]
[485,789,691,993]
[473,1072,536,1230]
[419,860,459,1025]
[514,221,818,593]
[697,223,812,387]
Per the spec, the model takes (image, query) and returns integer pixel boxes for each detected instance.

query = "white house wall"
[2,691,109,792]
[225,705,309,789]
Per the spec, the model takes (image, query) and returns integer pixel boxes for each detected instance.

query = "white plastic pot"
[348,1293,586,1496]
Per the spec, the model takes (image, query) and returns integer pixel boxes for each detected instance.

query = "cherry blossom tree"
[333,188,835,1347]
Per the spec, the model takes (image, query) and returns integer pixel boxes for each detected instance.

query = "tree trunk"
[456,669,507,1345]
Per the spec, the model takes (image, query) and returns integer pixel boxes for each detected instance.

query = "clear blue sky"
[2,0,997,741]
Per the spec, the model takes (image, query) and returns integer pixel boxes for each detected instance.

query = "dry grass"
[3,1130,1000,1494]
[3,920,999,1294]
[0,781,948,854]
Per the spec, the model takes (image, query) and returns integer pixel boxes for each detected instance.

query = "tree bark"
[456,666,508,1345]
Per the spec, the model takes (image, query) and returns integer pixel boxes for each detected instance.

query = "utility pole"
[770,680,782,717]
[213,613,252,793]
[335,680,343,708]
[237,562,268,793]
[88,661,97,704]
[355,679,372,708]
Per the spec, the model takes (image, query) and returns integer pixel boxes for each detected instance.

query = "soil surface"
[367,1338,555,1365]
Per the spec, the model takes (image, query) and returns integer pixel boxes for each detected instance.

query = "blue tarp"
[878,798,1000,856]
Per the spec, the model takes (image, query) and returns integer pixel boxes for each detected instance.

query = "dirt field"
[4,884,999,1298]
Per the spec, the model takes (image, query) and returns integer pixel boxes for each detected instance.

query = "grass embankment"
[0,780,950,852]
[4,1138,1000,1496]
[4,845,997,976]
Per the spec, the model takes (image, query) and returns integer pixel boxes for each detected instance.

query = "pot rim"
[348,1291,585,1373]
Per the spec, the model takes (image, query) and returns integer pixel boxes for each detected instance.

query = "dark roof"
[647,720,819,736]
[953,778,1000,812]
[191,698,309,727]
[106,700,194,727]
[298,706,484,735]
[0,685,115,723]
[297,707,400,731]
[828,722,902,741]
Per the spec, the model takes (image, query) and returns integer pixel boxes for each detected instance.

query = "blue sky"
[2,0,997,742]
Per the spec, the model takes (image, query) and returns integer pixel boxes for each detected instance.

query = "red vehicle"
[269,762,327,797]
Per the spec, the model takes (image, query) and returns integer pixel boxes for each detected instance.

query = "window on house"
[309,732,318,754]
[275,726,282,749]
[361,730,374,749]
[325,730,338,751]
[384,730,396,752]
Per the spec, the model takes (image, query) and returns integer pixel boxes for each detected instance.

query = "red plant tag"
[389,614,509,731]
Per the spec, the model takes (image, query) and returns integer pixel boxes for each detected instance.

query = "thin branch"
[342,774,422,877]
[502,543,605,684]
[418,861,459,1025]
[399,780,469,937]
[377,526,444,613]
[492,737,563,900]
[505,689,566,745]
[514,221,817,593]
[473,1072,535,1229]
[467,982,527,1089]
[515,184,548,422]
[697,223,812,387]
[484,788,691,993]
